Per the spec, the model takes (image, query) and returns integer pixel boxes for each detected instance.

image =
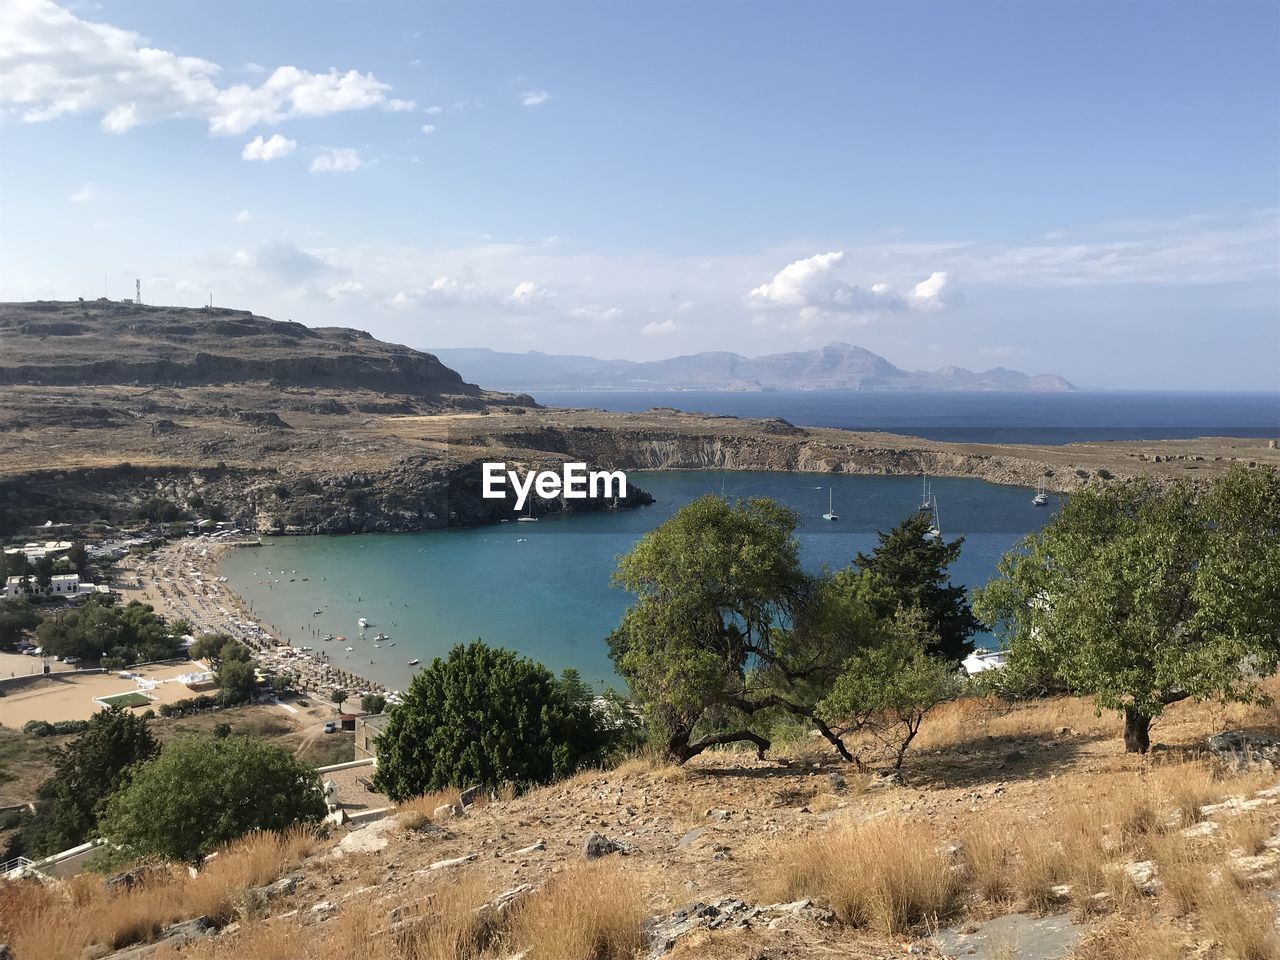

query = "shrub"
[510,861,646,959]
[372,641,611,801]
[99,736,325,862]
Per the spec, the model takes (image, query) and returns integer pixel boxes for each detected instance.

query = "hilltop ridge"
[0,300,478,398]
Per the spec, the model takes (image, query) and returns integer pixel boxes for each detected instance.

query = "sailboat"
[1032,480,1049,506]
[919,475,942,539]
[517,500,539,522]
[822,486,838,521]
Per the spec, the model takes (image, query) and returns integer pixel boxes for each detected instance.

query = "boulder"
[459,785,484,807]
[1207,730,1280,769]
[584,832,632,859]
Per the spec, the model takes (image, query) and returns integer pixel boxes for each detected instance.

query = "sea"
[219,391,1280,692]
[531,390,1280,445]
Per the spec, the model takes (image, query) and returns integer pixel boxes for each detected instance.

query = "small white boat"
[357,617,369,628]
[1032,481,1049,506]
[345,646,354,652]
[407,658,420,666]
[822,486,838,521]
[374,632,389,641]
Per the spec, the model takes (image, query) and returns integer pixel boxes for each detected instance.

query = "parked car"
[323,721,336,734]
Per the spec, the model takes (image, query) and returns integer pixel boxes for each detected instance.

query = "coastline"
[115,536,390,705]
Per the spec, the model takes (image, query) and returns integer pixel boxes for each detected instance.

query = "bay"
[220,470,1059,693]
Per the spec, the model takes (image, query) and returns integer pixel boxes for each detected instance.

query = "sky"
[0,0,1277,390]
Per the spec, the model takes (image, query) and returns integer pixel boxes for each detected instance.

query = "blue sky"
[1,0,1277,389]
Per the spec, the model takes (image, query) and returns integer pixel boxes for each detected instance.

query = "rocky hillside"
[0,301,479,398]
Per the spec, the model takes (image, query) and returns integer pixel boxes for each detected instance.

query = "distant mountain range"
[430,343,1077,393]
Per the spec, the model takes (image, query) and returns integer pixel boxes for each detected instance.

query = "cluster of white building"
[2,573,109,600]
[3,540,75,562]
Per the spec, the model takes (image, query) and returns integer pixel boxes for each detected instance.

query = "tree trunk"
[1123,708,1151,754]
[669,728,770,764]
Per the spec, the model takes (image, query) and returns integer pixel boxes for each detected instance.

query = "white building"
[3,574,101,600]
[3,541,74,562]
[962,648,1009,676]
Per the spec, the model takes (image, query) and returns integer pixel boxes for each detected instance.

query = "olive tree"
[817,606,961,768]
[609,495,876,763]
[975,466,1280,753]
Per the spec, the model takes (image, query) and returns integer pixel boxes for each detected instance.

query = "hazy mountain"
[431,343,1077,393]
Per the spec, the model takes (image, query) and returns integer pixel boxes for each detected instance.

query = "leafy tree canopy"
[35,597,182,664]
[22,708,159,857]
[0,599,41,652]
[216,658,257,705]
[852,511,982,662]
[100,736,325,862]
[974,466,1280,752]
[372,641,610,801]
[817,606,961,768]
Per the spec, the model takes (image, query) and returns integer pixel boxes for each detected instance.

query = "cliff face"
[0,301,477,397]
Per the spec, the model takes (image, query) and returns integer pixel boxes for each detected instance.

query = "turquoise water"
[219,471,1060,692]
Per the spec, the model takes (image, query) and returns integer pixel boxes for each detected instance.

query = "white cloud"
[68,181,94,202]
[420,123,435,135]
[233,209,251,223]
[1,0,407,135]
[506,280,551,307]
[241,133,296,161]
[909,271,953,311]
[642,318,679,336]
[310,147,363,173]
[749,251,958,323]
[424,105,442,115]
[385,98,415,112]
[520,90,551,107]
[676,300,695,313]
[326,280,363,299]
[570,304,622,322]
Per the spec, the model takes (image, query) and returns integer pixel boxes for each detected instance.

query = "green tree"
[99,736,325,862]
[817,607,961,768]
[329,688,348,711]
[37,598,181,664]
[372,641,608,801]
[21,708,159,856]
[217,658,257,704]
[609,496,815,762]
[67,542,90,578]
[975,467,1280,753]
[851,511,982,662]
[0,599,41,651]
[360,693,387,714]
[33,556,54,592]
[189,632,235,662]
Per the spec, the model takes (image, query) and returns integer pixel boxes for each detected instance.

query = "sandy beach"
[113,536,389,706]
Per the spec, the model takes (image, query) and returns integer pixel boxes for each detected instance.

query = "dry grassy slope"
[5,687,1273,960]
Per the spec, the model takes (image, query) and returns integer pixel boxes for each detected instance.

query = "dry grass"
[1151,760,1223,826]
[1201,877,1280,960]
[1070,913,1188,960]
[0,826,320,960]
[1225,811,1275,858]
[763,815,957,935]
[1152,831,1210,917]
[397,788,466,820]
[509,861,647,960]
[959,824,1014,902]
